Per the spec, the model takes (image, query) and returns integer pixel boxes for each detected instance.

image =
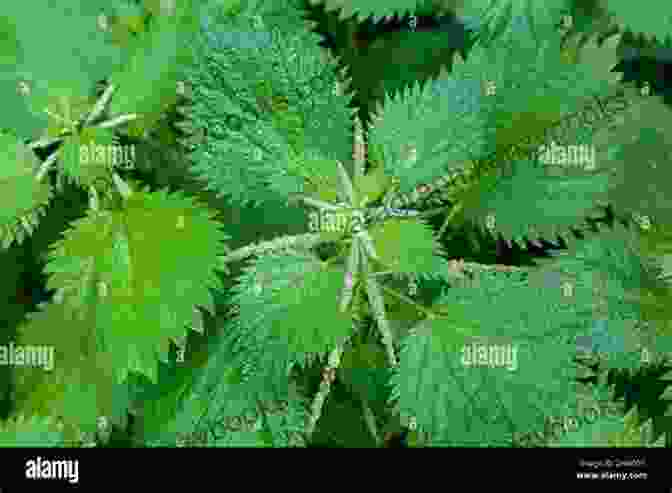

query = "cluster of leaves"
[0,0,670,448]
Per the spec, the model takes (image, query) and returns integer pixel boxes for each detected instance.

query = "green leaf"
[13,301,131,439]
[534,222,672,368]
[457,158,610,245]
[10,1,125,105]
[391,268,599,445]
[354,161,394,206]
[43,188,230,383]
[183,7,354,206]
[233,253,354,365]
[593,91,672,229]
[0,78,49,140]
[369,218,448,277]
[307,0,427,22]
[445,33,628,242]
[368,69,487,194]
[0,133,52,249]
[0,14,23,70]
[272,148,342,204]
[132,377,203,446]
[604,0,672,43]
[108,20,188,133]
[351,23,470,119]
[458,0,570,46]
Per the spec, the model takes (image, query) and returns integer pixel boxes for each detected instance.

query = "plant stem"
[305,342,346,438]
[218,233,331,265]
[361,397,381,446]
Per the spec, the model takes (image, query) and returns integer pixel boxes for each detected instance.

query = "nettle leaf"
[146,317,310,447]
[207,392,308,447]
[445,32,626,242]
[0,133,52,249]
[536,222,672,368]
[548,406,666,447]
[131,372,204,447]
[130,313,239,447]
[391,268,599,445]
[184,7,354,206]
[456,158,610,244]
[457,0,570,46]
[592,90,672,228]
[201,0,318,45]
[369,217,448,277]
[271,147,342,204]
[368,26,622,202]
[0,78,49,141]
[9,1,125,105]
[354,162,394,207]
[13,301,131,439]
[472,26,622,129]
[351,18,472,119]
[638,224,672,351]
[127,320,215,445]
[233,253,354,365]
[604,0,672,44]
[0,14,22,70]
[307,0,428,22]
[0,415,67,447]
[189,313,308,433]
[368,70,488,194]
[43,188,229,383]
[108,17,192,134]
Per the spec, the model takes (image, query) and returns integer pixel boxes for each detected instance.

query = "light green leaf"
[43,188,230,383]
[233,253,354,364]
[0,133,52,249]
[369,217,448,277]
[13,301,131,438]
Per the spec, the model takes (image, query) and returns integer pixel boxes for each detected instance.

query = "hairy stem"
[218,233,331,265]
[352,115,365,184]
[84,83,116,127]
[362,250,398,367]
[361,397,381,446]
[305,342,346,438]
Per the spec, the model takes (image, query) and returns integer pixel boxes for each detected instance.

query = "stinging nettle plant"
[0,0,671,447]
